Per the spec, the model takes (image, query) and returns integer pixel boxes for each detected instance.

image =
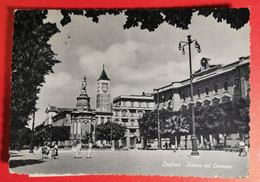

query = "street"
[9,149,249,178]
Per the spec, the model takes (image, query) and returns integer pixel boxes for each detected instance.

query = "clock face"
[102,83,108,93]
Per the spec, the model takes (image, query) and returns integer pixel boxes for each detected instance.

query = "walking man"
[75,140,82,158]
[87,140,93,158]
[238,140,245,156]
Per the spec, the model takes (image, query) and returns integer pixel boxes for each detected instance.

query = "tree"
[138,108,173,149]
[232,97,250,140]
[163,111,190,149]
[52,126,70,143]
[10,127,32,150]
[11,10,60,134]
[60,9,249,31]
[95,122,126,144]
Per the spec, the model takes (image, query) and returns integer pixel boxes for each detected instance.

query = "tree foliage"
[11,10,60,131]
[60,8,249,31]
[138,108,174,140]
[10,127,32,150]
[34,125,70,146]
[95,122,126,142]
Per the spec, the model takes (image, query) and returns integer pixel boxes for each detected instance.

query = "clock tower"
[96,65,111,111]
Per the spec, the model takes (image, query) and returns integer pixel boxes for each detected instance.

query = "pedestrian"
[52,142,58,159]
[42,142,50,159]
[75,141,82,158]
[165,142,168,150]
[203,138,207,150]
[244,144,249,156]
[172,144,176,152]
[87,140,93,158]
[238,140,245,156]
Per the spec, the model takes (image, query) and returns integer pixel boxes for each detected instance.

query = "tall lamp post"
[156,89,161,150]
[178,35,201,156]
[110,103,115,151]
[29,111,35,153]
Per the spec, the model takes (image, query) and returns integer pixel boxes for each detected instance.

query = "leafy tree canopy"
[11,10,60,131]
[95,122,126,142]
[60,8,249,31]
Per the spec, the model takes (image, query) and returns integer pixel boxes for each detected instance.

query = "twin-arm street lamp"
[178,35,201,156]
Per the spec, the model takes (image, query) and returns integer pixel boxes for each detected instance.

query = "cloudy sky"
[32,9,250,127]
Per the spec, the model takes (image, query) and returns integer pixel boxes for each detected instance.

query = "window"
[130,111,134,117]
[101,117,104,124]
[214,84,218,93]
[130,119,135,127]
[182,93,186,101]
[224,81,228,91]
[162,95,165,106]
[205,87,209,96]
[122,101,126,106]
[138,111,143,117]
[107,117,111,122]
[131,101,134,107]
[130,129,136,135]
[197,89,201,98]
[122,110,127,117]
[234,78,240,89]
[115,111,118,116]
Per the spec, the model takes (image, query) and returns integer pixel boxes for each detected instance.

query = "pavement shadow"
[9,159,46,168]
[9,154,23,157]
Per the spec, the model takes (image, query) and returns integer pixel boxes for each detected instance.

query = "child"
[42,143,50,159]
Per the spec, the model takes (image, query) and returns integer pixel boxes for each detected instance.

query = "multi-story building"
[112,93,154,148]
[153,56,250,148]
[43,105,74,126]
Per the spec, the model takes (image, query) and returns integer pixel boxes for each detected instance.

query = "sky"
[31,9,250,127]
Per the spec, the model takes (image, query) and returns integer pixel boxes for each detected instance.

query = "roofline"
[113,95,154,102]
[153,56,250,94]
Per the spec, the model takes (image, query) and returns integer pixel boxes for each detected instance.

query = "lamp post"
[110,103,115,151]
[156,89,161,150]
[29,111,35,153]
[178,35,201,156]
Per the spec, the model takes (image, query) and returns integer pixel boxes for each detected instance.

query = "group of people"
[42,142,59,159]
[41,141,94,160]
[74,140,93,159]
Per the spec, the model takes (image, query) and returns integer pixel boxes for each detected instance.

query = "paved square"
[9,149,249,178]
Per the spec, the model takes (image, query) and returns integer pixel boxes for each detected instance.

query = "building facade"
[43,106,74,126]
[112,93,154,148]
[153,56,250,148]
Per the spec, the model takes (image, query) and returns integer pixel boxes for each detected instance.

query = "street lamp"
[178,35,201,156]
[156,89,161,150]
[29,110,36,153]
[110,103,115,151]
